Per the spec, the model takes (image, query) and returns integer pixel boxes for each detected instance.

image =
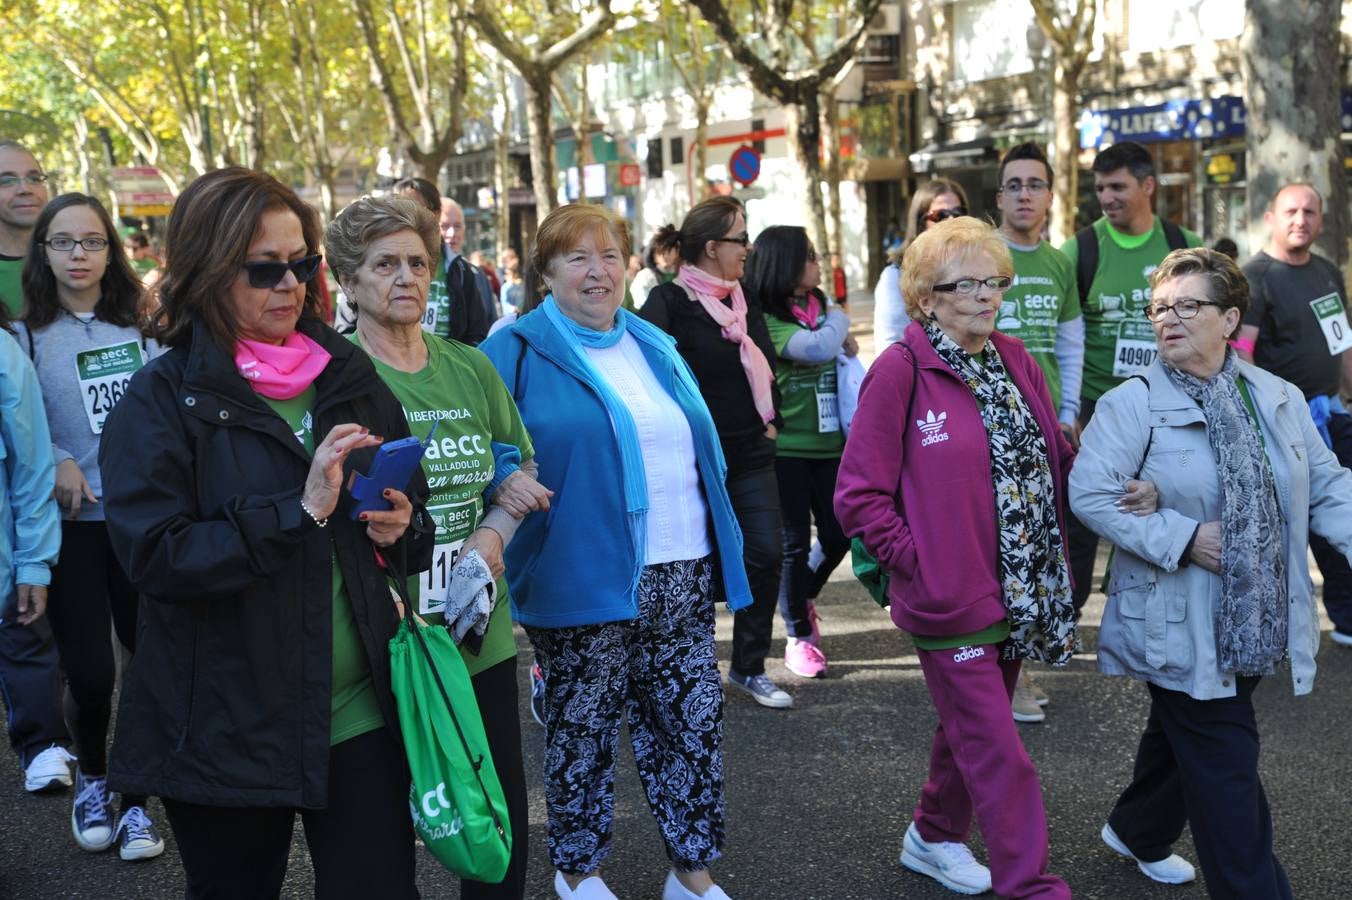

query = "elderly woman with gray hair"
[1070,247,1352,899]
[325,194,551,900]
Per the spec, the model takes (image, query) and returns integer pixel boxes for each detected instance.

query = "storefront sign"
[1082,93,1352,149]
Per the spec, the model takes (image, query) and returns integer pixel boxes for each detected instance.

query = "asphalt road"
[2,561,1350,899]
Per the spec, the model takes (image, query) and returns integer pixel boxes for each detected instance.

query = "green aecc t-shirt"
[765,304,846,459]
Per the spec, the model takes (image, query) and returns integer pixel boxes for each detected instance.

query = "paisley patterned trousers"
[524,556,725,874]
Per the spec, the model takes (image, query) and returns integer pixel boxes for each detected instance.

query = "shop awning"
[908,138,996,173]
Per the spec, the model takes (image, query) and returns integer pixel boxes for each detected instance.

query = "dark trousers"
[162,727,417,900]
[0,613,70,766]
[462,657,528,900]
[1069,397,1100,613]
[775,456,849,640]
[47,521,139,777]
[1108,678,1292,900]
[1309,411,1352,633]
[726,464,784,676]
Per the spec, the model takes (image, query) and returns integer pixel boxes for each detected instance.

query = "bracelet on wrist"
[300,498,329,529]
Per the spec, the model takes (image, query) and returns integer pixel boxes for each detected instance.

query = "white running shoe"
[554,870,619,899]
[899,821,992,895]
[662,870,732,899]
[24,744,75,793]
[1101,823,1196,884]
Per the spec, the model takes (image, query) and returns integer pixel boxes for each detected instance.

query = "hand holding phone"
[347,421,438,519]
[302,424,386,521]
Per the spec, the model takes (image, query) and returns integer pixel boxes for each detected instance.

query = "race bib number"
[1112,321,1157,377]
[76,340,144,434]
[419,538,465,616]
[1310,293,1352,356]
[816,390,839,433]
[420,303,438,333]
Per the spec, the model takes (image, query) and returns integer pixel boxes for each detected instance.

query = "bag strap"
[385,546,509,849]
[1161,218,1188,252]
[1074,226,1098,306]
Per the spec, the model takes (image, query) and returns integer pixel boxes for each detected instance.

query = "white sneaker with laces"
[899,821,992,895]
[115,805,165,861]
[24,744,75,793]
[1101,823,1196,884]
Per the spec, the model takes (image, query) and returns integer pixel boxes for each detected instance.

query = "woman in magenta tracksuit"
[836,217,1079,898]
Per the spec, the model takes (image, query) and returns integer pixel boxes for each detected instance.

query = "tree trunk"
[693,98,710,205]
[523,72,558,215]
[1241,0,1347,264]
[786,94,828,254]
[494,63,513,259]
[1048,62,1080,246]
[820,87,843,253]
[318,169,338,225]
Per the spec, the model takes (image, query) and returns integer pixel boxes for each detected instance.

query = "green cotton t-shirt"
[130,256,157,276]
[423,249,452,339]
[912,620,1012,652]
[998,240,1080,410]
[1060,217,1202,402]
[261,388,385,746]
[0,255,23,316]
[352,330,534,677]
[765,306,846,458]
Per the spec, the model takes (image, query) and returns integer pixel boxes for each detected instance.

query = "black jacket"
[99,317,433,808]
[445,254,492,346]
[639,280,781,476]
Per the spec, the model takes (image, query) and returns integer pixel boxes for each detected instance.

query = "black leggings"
[47,521,144,806]
[775,455,849,639]
[163,727,417,900]
[462,657,529,900]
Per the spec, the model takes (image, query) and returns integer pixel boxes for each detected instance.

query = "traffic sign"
[729,145,761,186]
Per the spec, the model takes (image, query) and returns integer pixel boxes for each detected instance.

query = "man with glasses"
[1059,142,1200,620]
[994,142,1083,724]
[0,141,50,315]
[1237,183,1352,648]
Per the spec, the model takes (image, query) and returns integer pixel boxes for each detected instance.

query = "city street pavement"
[2,561,1351,899]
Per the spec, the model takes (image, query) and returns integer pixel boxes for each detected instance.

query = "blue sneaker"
[115,805,165,861]
[71,770,114,852]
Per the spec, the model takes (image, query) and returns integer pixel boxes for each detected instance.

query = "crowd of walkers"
[2,132,1351,900]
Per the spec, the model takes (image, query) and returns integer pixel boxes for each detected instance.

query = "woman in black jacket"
[99,168,433,899]
[639,197,790,709]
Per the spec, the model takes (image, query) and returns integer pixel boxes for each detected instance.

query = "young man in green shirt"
[1058,142,1201,617]
[0,141,50,315]
[995,141,1083,723]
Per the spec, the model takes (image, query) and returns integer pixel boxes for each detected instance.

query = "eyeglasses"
[999,179,1050,195]
[0,173,49,190]
[242,254,323,289]
[1144,298,1225,321]
[714,234,751,248]
[43,237,108,252]
[923,207,968,225]
[932,275,1013,295]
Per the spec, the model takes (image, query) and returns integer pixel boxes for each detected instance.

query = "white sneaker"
[1101,823,1196,884]
[900,821,992,894]
[662,870,732,900]
[554,870,618,900]
[24,744,75,793]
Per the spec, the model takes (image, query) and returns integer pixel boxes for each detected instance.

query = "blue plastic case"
[347,420,438,519]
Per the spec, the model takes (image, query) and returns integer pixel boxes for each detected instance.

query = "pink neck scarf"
[234,331,332,400]
[790,292,822,330]
[675,264,776,425]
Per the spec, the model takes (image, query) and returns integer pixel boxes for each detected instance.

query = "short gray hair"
[324,194,440,285]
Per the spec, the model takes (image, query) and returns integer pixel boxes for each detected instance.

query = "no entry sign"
[729,145,761,186]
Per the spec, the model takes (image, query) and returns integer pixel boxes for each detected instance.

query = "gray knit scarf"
[1161,352,1288,675]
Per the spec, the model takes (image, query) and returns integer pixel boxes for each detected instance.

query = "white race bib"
[419,537,466,616]
[815,390,839,433]
[1112,321,1157,377]
[1310,293,1352,356]
[76,340,145,434]
[420,303,438,333]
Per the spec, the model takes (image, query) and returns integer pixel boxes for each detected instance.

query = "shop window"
[752,119,766,154]
[670,136,685,166]
[647,139,663,178]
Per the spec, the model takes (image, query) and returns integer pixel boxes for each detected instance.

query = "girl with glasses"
[873,178,969,350]
[16,193,165,860]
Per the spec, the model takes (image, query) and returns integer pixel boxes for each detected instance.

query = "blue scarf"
[540,295,714,594]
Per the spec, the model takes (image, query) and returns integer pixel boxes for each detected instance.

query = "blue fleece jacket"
[0,330,61,602]
[481,309,752,628]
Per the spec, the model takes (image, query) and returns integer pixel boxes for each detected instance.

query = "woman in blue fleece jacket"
[481,203,750,900]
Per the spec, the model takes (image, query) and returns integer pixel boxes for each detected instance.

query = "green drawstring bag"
[851,538,890,609]
[388,567,511,881]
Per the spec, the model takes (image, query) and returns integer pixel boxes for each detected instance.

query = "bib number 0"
[1310,293,1352,356]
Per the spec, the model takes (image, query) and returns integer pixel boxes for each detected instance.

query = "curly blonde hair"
[899,217,1013,320]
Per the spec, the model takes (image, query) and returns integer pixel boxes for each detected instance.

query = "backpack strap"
[1074,226,1099,306]
[1160,218,1188,252]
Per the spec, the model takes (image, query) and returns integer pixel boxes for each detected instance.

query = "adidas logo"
[916,409,950,447]
[953,645,986,663]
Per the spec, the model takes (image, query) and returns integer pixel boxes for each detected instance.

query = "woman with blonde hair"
[873,178,969,349]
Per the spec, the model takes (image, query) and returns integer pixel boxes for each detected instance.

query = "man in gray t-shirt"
[1238,183,1352,645]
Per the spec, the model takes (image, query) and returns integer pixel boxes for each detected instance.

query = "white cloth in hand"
[444,549,496,646]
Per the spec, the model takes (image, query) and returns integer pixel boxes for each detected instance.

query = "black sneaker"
[529,659,547,727]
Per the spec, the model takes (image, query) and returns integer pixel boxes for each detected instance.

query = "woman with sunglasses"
[639,197,788,708]
[98,168,432,897]
[16,193,165,860]
[873,178,969,350]
[745,225,857,681]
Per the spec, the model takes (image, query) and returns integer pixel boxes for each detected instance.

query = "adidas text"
[921,432,950,447]
[952,645,985,663]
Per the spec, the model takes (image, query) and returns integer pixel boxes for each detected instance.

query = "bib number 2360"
[76,341,145,434]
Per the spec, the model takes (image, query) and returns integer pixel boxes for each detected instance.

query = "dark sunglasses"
[714,234,751,248]
[242,254,323,289]
[923,207,969,225]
